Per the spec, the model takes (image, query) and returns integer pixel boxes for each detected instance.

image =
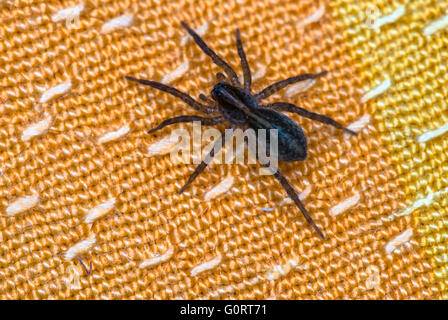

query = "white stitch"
[209,275,262,298]
[329,193,360,217]
[392,187,448,218]
[97,126,130,144]
[6,194,39,216]
[139,247,174,268]
[39,81,72,103]
[101,15,134,34]
[361,78,391,103]
[371,6,405,29]
[284,78,317,98]
[424,12,448,36]
[161,61,190,84]
[417,123,448,143]
[204,175,234,201]
[181,22,209,45]
[51,3,84,23]
[385,228,413,254]
[147,134,179,156]
[344,114,371,138]
[266,259,298,280]
[365,265,381,290]
[21,116,52,141]
[65,235,96,261]
[205,257,300,299]
[84,198,116,223]
[280,183,312,205]
[190,254,222,276]
[297,4,325,27]
[252,66,267,81]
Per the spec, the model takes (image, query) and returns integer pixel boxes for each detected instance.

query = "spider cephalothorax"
[126,21,357,239]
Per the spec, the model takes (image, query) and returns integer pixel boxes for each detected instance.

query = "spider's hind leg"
[272,168,326,239]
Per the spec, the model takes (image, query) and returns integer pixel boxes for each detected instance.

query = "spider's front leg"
[235,28,252,91]
[181,21,241,87]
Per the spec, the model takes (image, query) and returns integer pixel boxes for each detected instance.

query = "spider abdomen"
[247,108,307,162]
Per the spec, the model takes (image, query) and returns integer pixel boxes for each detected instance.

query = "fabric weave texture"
[0,0,447,299]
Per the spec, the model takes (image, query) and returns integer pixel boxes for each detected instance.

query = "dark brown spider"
[126,21,357,239]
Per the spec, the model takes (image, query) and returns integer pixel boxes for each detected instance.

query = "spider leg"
[198,93,216,106]
[216,72,226,81]
[272,167,325,239]
[264,102,358,135]
[235,28,252,91]
[125,76,216,114]
[255,71,328,100]
[181,21,241,87]
[179,129,227,194]
[148,115,224,134]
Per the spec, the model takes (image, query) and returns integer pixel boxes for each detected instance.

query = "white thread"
[297,4,325,27]
[6,194,40,216]
[204,175,234,201]
[97,126,130,144]
[205,257,301,299]
[365,265,381,290]
[361,78,391,103]
[284,79,317,98]
[190,254,222,276]
[51,3,84,23]
[424,12,448,36]
[280,184,312,205]
[101,15,134,34]
[371,6,405,29]
[392,187,448,218]
[161,61,190,84]
[329,193,360,217]
[84,198,116,223]
[252,66,267,81]
[65,235,96,261]
[147,134,179,156]
[266,259,298,281]
[181,22,209,45]
[139,247,174,268]
[344,114,371,138]
[385,228,413,254]
[209,275,262,299]
[39,81,72,103]
[21,116,52,141]
[417,123,448,143]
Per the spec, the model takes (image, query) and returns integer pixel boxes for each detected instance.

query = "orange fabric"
[0,0,445,299]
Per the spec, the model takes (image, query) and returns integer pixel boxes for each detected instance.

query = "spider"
[126,21,357,239]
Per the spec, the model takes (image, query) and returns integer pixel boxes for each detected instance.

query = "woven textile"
[0,0,446,299]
